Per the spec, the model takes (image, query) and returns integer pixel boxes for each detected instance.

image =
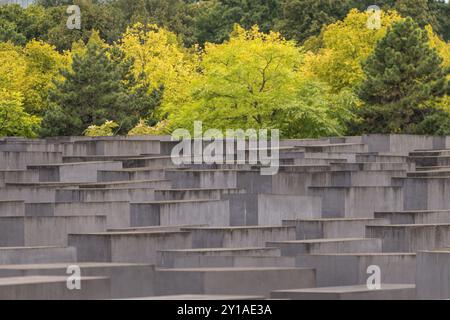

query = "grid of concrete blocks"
[1,134,450,300]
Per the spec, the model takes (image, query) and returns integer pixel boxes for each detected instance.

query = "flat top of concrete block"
[66,187,160,191]
[1,216,107,221]
[33,201,130,205]
[108,225,208,232]
[308,186,403,190]
[158,247,277,253]
[420,248,450,254]
[99,166,176,172]
[81,179,169,186]
[131,199,224,204]
[122,155,173,161]
[0,200,24,203]
[268,238,376,244]
[369,223,450,228]
[71,230,191,236]
[272,284,415,294]
[397,177,450,180]
[308,253,416,257]
[0,151,61,155]
[0,275,108,286]
[156,267,313,272]
[165,169,259,173]
[284,218,383,222]
[27,161,120,168]
[0,246,70,250]
[375,210,450,214]
[155,188,244,192]
[0,262,152,270]
[181,226,294,231]
[119,294,264,300]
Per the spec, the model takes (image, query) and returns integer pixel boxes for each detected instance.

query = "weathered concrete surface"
[0,276,110,300]
[68,231,192,264]
[0,216,107,246]
[375,210,450,224]
[366,224,450,252]
[308,186,403,218]
[2,134,450,299]
[296,253,416,286]
[0,246,76,265]
[271,284,416,300]
[25,201,130,229]
[415,249,450,300]
[120,294,264,300]
[0,263,155,298]
[28,161,122,183]
[266,238,382,255]
[183,226,296,248]
[130,200,230,227]
[154,267,315,297]
[283,218,389,239]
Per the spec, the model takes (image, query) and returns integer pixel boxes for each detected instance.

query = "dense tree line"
[0,0,448,138]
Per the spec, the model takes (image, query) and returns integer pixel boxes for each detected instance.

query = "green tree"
[194,0,280,45]
[356,18,448,134]
[45,0,126,51]
[276,0,353,44]
[163,25,357,138]
[0,90,41,138]
[41,40,160,136]
[0,4,51,46]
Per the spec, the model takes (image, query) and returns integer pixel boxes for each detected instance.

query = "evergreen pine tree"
[41,41,161,136]
[356,17,448,133]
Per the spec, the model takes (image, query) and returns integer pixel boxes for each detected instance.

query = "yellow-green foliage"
[300,9,404,92]
[128,119,169,136]
[84,120,119,137]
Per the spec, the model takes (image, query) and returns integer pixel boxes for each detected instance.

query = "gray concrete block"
[375,210,450,224]
[28,161,122,183]
[0,246,76,265]
[224,194,321,226]
[158,255,295,269]
[308,186,403,218]
[271,284,416,300]
[97,167,168,182]
[310,170,406,187]
[0,216,107,246]
[55,188,157,203]
[283,218,389,239]
[183,226,296,248]
[0,262,155,299]
[25,201,130,229]
[0,170,39,187]
[0,200,25,216]
[0,275,110,300]
[366,224,450,252]
[157,247,281,268]
[130,200,230,227]
[267,238,382,256]
[155,267,315,297]
[121,294,264,300]
[68,231,192,264]
[154,188,245,201]
[0,151,62,170]
[296,253,416,286]
[416,249,450,299]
